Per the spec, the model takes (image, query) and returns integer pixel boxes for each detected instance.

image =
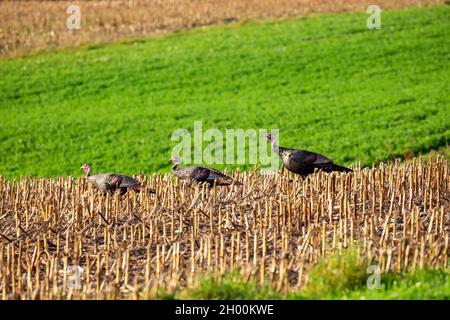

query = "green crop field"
[0,6,449,178]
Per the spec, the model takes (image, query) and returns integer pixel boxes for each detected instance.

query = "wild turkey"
[266,134,352,177]
[170,156,241,187]
[80,163,153,195]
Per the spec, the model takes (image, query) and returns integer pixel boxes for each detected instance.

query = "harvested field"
[0,154,448,299]
[0,0,443,57]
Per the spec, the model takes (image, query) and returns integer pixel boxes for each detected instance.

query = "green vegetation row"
[0,6,449,178]
[156,249,449,300]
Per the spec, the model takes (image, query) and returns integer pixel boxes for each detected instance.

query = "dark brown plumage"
[170,156,242,187]
[266,134,352,177]
[81,164,153,195]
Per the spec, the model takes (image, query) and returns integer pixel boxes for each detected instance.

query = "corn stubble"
[0,154,448,299]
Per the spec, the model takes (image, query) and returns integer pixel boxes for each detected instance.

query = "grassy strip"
[156,249,448,300]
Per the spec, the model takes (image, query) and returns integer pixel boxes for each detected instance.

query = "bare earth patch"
[0,0,443,57]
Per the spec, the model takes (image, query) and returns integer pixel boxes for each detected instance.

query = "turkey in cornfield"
[170,156,242,187]
[266,134,352,177]
[80,163,155,195]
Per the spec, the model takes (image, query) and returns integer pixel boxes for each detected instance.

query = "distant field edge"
[0,1,447,59]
